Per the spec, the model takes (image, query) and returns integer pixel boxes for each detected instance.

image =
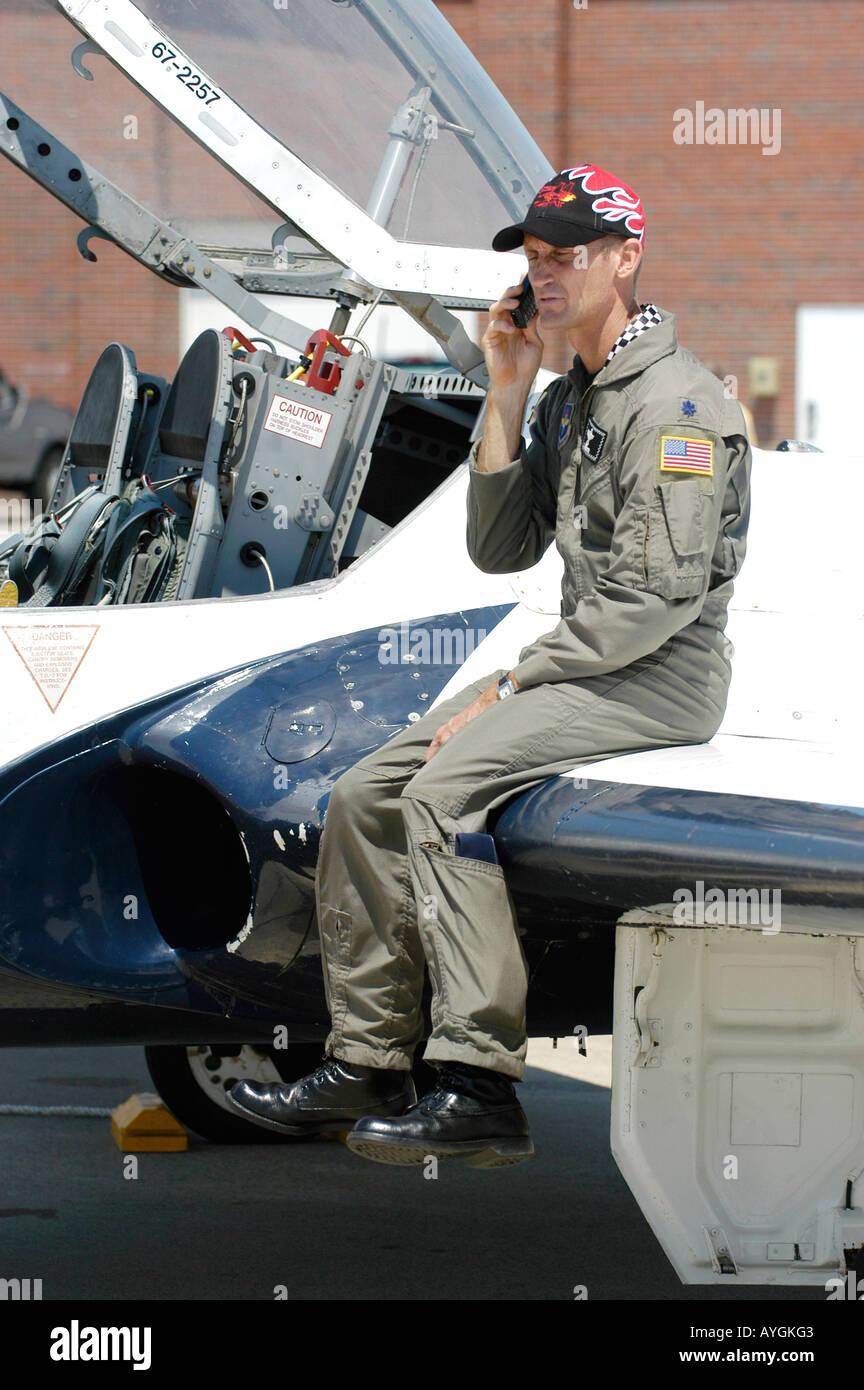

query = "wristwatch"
[496,675,517,700]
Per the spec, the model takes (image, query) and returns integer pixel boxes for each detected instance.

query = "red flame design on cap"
[535,186,578,209]
[559,164,645,240]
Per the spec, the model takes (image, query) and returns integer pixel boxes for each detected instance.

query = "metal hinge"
[704,1226,738,1276]
[632,927,670,1068]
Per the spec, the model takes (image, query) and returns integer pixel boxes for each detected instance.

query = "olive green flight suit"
[315,308,751,1080]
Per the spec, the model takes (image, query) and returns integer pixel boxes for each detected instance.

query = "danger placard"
[3,624,99,712]
[263,394,333,449]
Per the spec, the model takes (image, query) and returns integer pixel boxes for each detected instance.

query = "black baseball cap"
[493,163,646,251]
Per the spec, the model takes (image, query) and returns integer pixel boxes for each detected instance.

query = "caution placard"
[3,624,99,711]
[263,394,333,449]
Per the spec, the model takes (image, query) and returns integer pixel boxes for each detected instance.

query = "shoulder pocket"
[645,479,707,598]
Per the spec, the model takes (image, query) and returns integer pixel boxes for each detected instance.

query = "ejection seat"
[43,329,233,604]
[2,330,245,605]
[5,343,165,605]
[146,328,235,601]
[48,342,146,511]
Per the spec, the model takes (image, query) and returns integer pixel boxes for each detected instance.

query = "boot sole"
[345,1132,533,1169]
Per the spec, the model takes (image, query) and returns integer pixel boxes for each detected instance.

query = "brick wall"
[439,0,864,444]
[0,7,275,407]
[0,12,180,404]
[1,1,862,445]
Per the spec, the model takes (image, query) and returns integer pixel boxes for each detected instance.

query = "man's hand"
[482,283,544,394]
[476,284,544,474]
[423,673,520,762]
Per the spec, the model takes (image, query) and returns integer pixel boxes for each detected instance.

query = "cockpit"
[0,0,552,603]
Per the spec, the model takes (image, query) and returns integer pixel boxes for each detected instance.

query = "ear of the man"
[615,237,642,279]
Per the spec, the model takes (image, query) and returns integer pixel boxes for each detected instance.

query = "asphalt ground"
[0,1038,821,1305]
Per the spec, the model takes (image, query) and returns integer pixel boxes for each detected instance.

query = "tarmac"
[0,1036,818,1303]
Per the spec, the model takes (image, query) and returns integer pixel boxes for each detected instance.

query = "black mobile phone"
[511,274,538,329]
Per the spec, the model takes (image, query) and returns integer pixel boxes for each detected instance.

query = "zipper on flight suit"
[567,383,597,604]
[577,384,596,443]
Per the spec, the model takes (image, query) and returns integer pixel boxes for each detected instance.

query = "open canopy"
[53,0,552,301]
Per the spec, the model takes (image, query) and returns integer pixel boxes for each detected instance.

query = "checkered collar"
[604,301,661,365]
[567,304,674,393]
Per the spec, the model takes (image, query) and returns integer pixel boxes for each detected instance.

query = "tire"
[30,444,64,508]
[144,1042,324,1144]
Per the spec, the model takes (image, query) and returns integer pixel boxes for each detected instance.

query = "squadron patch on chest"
[558,402,575,448]
[581,414,607,464]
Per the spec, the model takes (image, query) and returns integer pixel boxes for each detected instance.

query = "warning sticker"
[263,394,333,449]
[3,624,99,712]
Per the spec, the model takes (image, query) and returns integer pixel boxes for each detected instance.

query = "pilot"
[230,164,751,1168]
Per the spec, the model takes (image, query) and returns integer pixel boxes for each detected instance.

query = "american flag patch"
[660,434,714,475]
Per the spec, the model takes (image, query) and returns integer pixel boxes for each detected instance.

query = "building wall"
[438,0,864,444]
[1,1,862,446]
[0,2,278,407]
[1,7,180,404]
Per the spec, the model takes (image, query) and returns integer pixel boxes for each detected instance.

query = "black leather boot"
[346,1061,533,1168]
[228,1056,416,1136]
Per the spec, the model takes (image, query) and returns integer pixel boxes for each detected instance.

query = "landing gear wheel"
[144,1042,323,1143]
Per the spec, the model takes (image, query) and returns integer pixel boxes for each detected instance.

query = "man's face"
[523,233,627,333]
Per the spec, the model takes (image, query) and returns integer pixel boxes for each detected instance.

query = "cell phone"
[511,274,538,329]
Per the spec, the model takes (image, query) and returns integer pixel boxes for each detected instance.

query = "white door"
[796,305,864,454]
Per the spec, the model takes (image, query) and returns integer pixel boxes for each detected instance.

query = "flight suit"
[315,308,751,1080]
